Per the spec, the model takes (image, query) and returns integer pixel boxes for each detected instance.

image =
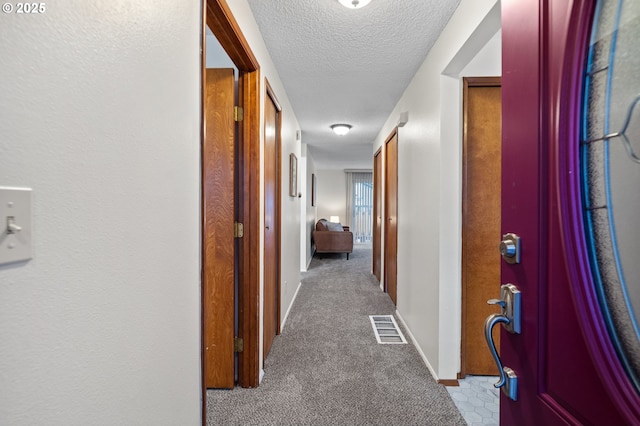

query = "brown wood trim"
[200,3,206,424]
[437,379,460,387]
[460,77,470,379]
[236,68,261,388]
[372,147,382,280]
[265,79,282,335]
[460,76,500,379]
[265,79,282,111]
[382,128,397,295]
[464,76,501,87]
[204,0,261,395]
[206,0,259,71]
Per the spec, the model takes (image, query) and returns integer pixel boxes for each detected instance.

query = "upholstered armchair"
[313,218,354,259]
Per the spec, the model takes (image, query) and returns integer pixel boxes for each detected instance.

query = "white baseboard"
[259,368,265,384]
[280,281,302,331]
[301,248,313,272]
[307,247,315,270]
[395,309,440,382]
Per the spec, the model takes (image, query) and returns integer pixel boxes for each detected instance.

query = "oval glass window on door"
[582,0,640,393]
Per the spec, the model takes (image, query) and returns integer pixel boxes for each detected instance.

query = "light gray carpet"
[207,245,466,425]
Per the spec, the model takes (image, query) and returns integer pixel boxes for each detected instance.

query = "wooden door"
[373,148,382,282]
[499,0,640,424]
[205,0,263,392]
[384,131,398,305]
[461,78,501,376]
[263,83,281,360]
[203,68,235,389]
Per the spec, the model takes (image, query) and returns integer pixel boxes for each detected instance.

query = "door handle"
[484,283,521,401]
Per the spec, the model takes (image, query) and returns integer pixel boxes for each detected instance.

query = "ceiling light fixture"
[338,0,372,9]
[331,124,352,136]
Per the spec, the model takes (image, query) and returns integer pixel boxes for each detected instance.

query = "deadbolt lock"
[499,233,521,264]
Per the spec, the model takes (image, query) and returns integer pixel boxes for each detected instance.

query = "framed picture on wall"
[289,153,297,197]
[311,173,317,206]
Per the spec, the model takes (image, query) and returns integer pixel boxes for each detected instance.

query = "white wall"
[224,0,302,369]
[206,33,237,70]
[461,30,502,76]
[0,1,201,424]
[373,0,501,380]
[439,23,501,379]
[316,170,347,224]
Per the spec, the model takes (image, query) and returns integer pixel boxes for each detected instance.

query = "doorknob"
[484,283,521,401]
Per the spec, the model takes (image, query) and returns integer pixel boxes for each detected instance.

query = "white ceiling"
[246,0,461,169]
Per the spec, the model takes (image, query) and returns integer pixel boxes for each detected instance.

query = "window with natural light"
[346,171,373,244]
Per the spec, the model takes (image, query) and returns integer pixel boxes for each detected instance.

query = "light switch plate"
[0,187,32,265]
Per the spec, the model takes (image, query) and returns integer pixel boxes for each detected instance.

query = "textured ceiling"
[246,0,461,169]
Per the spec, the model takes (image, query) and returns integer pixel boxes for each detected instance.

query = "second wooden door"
[384,131,398,305]
[263,83,281,360]
[461,78,502,376]
[373,148,382,282]
[203,68,236,389]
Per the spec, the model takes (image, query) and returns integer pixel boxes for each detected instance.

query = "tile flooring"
[446,376,499,425]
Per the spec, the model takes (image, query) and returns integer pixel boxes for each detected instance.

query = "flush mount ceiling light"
[331,124,352,136]
[338,0,372,9]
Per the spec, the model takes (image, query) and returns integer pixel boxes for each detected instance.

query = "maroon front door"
[500,0,640,424]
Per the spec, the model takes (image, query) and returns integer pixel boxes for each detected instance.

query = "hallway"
[207,246,465,425]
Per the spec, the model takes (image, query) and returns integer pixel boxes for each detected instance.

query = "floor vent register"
[369,315,407,344]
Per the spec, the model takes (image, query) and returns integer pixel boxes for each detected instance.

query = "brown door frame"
[383,129,398,304]
[264,78,282,342]
[203,0,261,410]
[459,76,501,378]
[372,147,382,282]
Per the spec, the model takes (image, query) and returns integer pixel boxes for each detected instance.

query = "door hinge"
[234,222,244,238]
[234,106,244,122]
[234,337,244,353]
